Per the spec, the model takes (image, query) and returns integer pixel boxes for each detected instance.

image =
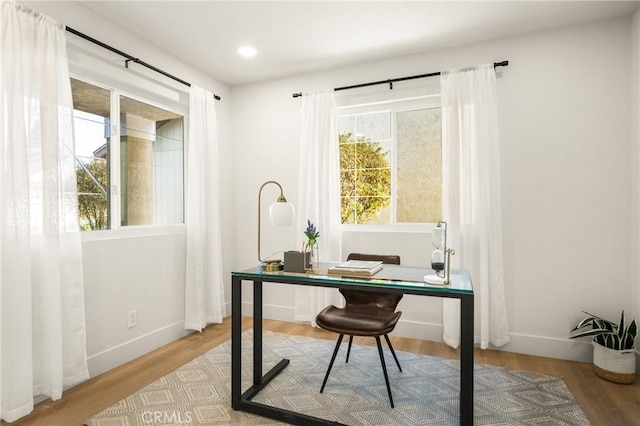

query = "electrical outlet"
[128,310,137,328]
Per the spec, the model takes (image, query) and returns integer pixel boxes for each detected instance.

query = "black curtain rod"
[65,26,221,101]
[292,60,509,98]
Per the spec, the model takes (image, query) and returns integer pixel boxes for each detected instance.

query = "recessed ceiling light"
[238,46,257,58]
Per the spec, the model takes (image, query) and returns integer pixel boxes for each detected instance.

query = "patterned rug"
[85,331,589,425]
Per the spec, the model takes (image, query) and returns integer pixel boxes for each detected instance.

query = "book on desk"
[327,260,383,277]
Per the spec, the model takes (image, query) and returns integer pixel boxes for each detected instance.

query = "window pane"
[339,112,391,224]
[356,111,390,141]
[336,115,355,137]
[396,108,442,223]
[119,96,184,226]
[71,78,110,231]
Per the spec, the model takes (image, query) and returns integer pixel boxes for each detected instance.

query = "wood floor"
[5,317,639,426]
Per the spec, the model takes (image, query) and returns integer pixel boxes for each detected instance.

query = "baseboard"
[87,320,188,378]
[238,301,616,364]
[241,301,297,322]
[391,318,443,341]
[493,333,594,363]
[394,324,597,364]
[239,302,445,341]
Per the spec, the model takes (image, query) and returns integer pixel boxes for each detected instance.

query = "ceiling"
[71,1,639,86]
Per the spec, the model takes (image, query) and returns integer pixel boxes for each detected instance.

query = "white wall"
[631,8,640,372]
[231,16,635,362]
[26,1,235,377]
[23,2,638,375]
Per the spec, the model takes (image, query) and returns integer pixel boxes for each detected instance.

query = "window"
[72,79,110,231]
[337,98,442,226]
[71,78,184,231]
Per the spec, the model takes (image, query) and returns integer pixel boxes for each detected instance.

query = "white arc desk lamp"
[258,180,295,272]
[424,222,455,285]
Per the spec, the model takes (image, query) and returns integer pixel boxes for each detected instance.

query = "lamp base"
[259,260,284,272]
[424,274,448,286]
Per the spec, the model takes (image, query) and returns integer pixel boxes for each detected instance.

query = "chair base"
[319,333,401,408]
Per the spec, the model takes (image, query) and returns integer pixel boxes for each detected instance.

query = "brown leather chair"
[315,253,403,408]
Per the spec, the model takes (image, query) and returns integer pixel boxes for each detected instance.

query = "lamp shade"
[269,201,294,227]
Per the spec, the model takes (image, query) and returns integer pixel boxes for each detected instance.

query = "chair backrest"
[339,288,403,310]
[347,253,400,265]
[340,253,402,310]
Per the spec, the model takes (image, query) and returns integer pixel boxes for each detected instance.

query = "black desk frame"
[231,267,474,425]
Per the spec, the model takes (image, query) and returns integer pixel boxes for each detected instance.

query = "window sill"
[80,224,186,242]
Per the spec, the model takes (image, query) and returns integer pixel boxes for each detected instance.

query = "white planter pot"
[592,341,636,384]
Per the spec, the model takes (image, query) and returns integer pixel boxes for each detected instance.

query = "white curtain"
[0,2,89,422]
[293,92,342,324]
[440,64,510,349]
[184,85,226,331]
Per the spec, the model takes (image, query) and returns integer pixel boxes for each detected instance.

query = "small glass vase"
[306,242,319,270]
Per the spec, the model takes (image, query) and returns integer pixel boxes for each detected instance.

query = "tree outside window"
[337,103,442,226]
[339,132,391,224]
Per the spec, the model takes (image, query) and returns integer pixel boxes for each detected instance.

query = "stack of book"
[327,260,383,277]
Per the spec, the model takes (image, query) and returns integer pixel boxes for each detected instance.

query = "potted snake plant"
[570,310,637,384]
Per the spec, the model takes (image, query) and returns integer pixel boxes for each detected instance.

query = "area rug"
[85,331,589,425]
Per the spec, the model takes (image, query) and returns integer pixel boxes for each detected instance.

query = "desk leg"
[253,280,263,386]
[231,276,242,410]
[460,294,474,425]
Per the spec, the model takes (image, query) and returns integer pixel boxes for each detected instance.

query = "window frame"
[337,94,442,233]
[70,74,187,239]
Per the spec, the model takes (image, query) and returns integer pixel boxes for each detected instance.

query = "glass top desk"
[231,263,474,425]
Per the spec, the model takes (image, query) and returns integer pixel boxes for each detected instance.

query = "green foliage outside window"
[339,133,391,224]
[76,160,108,230]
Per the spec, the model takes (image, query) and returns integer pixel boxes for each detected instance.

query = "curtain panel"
[293,92,343,324]
[184,85,226,331]
[0,1,89,422]
[440,64,510,349]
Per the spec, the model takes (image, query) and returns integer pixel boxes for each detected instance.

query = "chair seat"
[316,305,402,337]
